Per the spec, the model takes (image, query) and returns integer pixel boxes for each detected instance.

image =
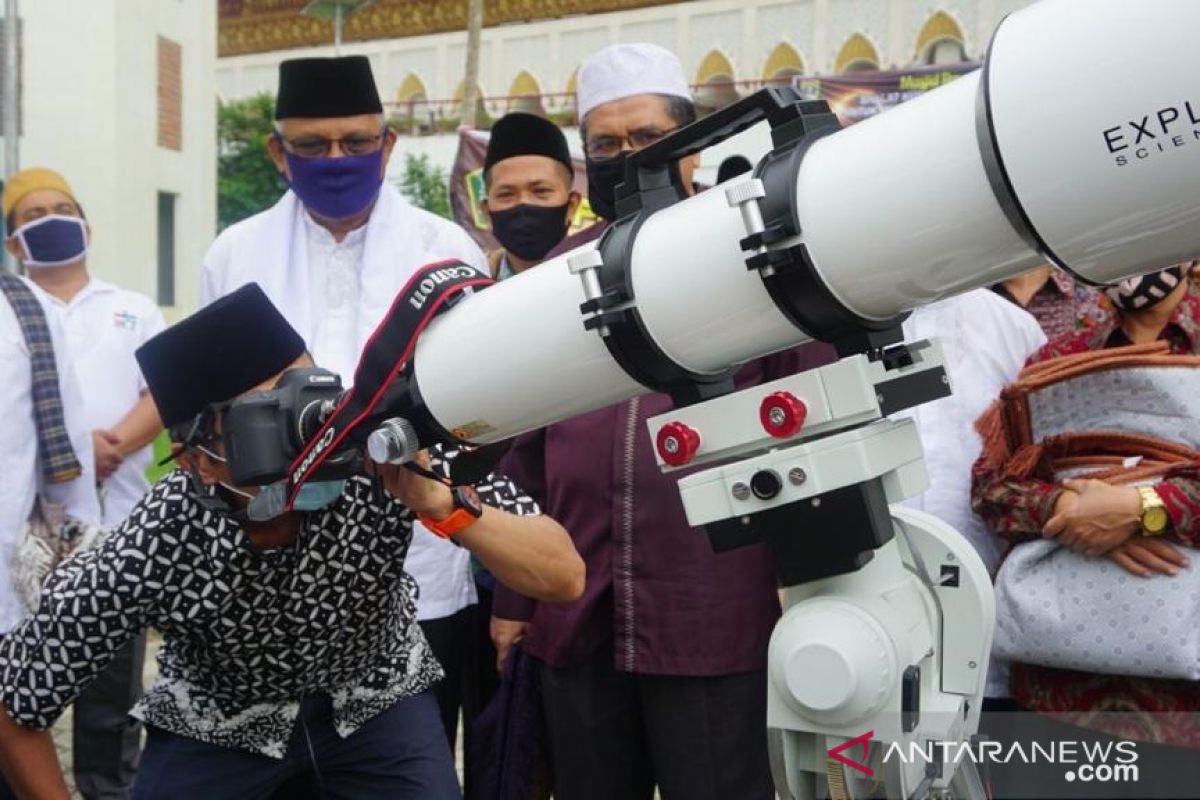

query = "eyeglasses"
[196,444,228,464]
[584,126,678,161]
[278,126,388,159]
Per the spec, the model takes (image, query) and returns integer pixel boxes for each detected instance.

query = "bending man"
[0,285,583,800]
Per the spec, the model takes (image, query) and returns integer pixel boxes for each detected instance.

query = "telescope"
[279,1,1200,796]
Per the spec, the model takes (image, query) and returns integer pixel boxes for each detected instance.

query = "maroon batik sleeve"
[1154,469,1200,546]
[970,454,1065,543]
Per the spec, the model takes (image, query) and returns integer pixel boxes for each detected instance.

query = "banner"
[793,62,979,126]
[449,127,598,251]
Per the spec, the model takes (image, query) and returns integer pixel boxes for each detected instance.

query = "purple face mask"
[283,149,385,220]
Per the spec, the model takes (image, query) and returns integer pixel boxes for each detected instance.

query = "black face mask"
[585,152,688,222]
[585,153,627,222]
[489,202,570,263]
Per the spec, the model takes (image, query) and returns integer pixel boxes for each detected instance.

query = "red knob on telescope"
[760,392,807,439]
[656,421,701,467]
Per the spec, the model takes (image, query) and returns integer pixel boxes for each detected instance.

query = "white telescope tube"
[986,0,1200,283]
[412,252,645,442]
[414,0,1200,445]
[795,71,1044,321]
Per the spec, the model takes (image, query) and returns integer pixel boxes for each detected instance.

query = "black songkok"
[485,112,573,175]
[274,56,383,120]
[137,284,306,428]
[716,155,753,184]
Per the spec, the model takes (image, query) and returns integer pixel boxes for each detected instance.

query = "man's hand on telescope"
[366,450,455,518]
[1043,478,1141,557]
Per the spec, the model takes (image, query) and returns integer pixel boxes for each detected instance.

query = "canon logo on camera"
[408,265,480,310]
[291,427,337,486]
[1103,101,1200,167]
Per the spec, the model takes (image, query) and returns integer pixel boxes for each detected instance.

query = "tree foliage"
[218,93,286,229]
[398,153,451,219]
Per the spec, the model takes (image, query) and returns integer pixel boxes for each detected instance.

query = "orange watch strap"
[418,507,479,539]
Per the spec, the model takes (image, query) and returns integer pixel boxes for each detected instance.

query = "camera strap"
[282,260,493,511]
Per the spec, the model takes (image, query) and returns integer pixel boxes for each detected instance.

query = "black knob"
[750,469,782,500]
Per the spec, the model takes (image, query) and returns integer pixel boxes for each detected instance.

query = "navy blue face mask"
[13,215,89,267]
[284,149,385,220]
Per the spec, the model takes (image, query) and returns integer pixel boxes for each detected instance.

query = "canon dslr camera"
[221,367,360,487]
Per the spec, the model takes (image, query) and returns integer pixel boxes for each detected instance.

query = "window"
[924,38,967,66]
[157,192,176,306]
[158,36,182,151]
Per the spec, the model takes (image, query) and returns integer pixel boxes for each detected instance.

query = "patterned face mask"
[1104,265,1185,312]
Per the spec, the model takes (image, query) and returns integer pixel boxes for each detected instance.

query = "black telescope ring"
[748,103,910,356]
[591,200,738,407]
[974,15,1095,286]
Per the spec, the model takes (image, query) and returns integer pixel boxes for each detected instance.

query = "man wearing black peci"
[0,285,583,799]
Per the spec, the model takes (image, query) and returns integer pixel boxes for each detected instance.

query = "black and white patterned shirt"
[0,466,538,758]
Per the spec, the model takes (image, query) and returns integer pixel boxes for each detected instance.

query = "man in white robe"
[199,56,487,760]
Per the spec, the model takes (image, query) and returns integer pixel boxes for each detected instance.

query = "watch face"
[455,486,483,518]
[1144,507,1169,533]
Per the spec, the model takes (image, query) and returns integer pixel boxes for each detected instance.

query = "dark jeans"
[462,580,501,797]
[539,642,774,800]
[130,691,459,800]
[268,604,486,800]
[73,634,146,800]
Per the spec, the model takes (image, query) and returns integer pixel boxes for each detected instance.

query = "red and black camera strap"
[282,260,493,511]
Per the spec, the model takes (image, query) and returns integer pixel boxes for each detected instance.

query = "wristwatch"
[418,485,483,539]
[1138,485,1169,536]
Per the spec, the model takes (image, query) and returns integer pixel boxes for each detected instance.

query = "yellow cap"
[2,167,76,220]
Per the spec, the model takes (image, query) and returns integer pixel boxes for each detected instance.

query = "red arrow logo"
[828,731,875,777]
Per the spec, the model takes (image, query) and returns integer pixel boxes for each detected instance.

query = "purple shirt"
[494,217,836,673]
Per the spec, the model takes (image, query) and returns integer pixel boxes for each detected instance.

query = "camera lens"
[750,469,783,500]
[297,398,334,444]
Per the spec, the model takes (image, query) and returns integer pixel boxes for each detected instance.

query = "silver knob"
[367,418,420,464]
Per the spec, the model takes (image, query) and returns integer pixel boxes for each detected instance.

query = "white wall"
[5,0,216,320]
[217,0,1031,107]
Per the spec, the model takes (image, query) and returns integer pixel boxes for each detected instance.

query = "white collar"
[34,274,113,309]
[301,210,370,249]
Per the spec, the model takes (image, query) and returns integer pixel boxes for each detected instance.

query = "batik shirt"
[971,286,1200,742]
[972,287,1200,542]
[0,466,538,758]
[991,269,1112,342]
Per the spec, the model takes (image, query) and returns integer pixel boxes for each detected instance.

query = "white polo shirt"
[42,278,165,527]
[0,278,99,632]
